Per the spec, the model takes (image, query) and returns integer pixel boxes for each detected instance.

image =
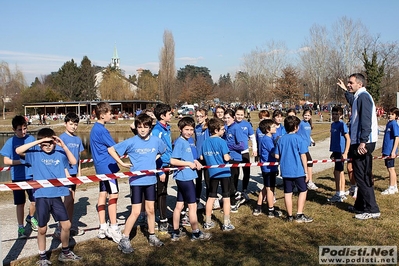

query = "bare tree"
[0,61,26,118]
[300,24,330,104]
[240,41,288,103]
[159,30,176,104]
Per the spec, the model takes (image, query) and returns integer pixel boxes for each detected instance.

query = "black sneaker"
[294,214,313,223]
[268,209,282,218]
[285,215,294,222]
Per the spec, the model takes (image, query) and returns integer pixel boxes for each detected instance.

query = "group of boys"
[1,113,84,265]
[3,74,392,263]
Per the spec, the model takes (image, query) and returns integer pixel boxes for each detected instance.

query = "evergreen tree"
[362,48,385,103]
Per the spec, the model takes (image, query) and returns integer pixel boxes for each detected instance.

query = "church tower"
[111,44,120,69]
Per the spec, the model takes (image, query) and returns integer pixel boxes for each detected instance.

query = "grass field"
[10,147,399,266]
[3,111,398,265]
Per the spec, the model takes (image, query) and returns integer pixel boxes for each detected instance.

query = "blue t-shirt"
[171,136,198,181]
[0,135,35,181]
[382,120,399,155]
[255,127,265,154]
[113,135,166,186]
[151,121,172,167]
[235,120,254,151]
[329,120,349,153]
[201,136,230,178]
[297,120,312,146]
[272,123,286,144]
[195,124,209,158]
[224,122,243,161]
[188,137,198,160]
[25,145,70,198]
[259,135,278,173]
[59,132,84,175]
[89,122,119,174]
[276,133,308,178]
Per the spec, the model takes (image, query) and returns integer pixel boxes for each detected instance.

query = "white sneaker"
[355,212,380,220]
[106,226,123,243]
[97,228,107,239]
[307,182,318,190]
[381,187,398,195]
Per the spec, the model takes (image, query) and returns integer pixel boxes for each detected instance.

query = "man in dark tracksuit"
[338,73,380,219]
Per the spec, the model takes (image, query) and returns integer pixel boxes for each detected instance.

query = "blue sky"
[1,0,398,85]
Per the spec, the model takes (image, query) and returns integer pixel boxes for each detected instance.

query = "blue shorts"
[332,152,344,172]
[383,155,395,168]
[130,184,156,204]
[283,177,307,193]
[99,180,119,194]
[35,197,69,227]
[209,178,230,198]
[176,180,196,204]
[13,180,35,205]
[262,172,277,188]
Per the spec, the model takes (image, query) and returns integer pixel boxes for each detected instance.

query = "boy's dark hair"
[224,108,235,118]
[331,106,343,115]
[389,107,399,117]
[235,106,245,113]
[64,112,80,123]
[135,113,153,129]
[284,116,301,133]
[12,115,27,129]
[177,116,195,130]
[154,103,172,121]
[272,109,283,118]
[259,119,274,134]
[207,118,225,135]
[350,73,367,87]
[37,128,55,140]
[95,102,112,119]
[258,110,270,119]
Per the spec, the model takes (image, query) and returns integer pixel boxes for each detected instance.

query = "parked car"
[181,107,195,116]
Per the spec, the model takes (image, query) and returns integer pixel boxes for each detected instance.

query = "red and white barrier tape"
[0,155,394,191]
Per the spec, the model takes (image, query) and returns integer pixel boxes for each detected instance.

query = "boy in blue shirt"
[0,115,38,238]
[381,107,399,195]
[151,103,173,233]
[170,117,211,241]
[90,102,122,243]
[253,119,281,218]
[201,118,235,231]
[108,113,166,253]
[54,112,85,237]
[16,128,81,265]
[275,116,313,223]
[328,106,350,203]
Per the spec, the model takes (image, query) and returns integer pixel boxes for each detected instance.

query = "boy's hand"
[188,162,197,170]
[159,173,166,182]
[194,160,203,170]
[121,162,132,168]
[53,136,65,148]
[305,173,309,182]
[342,153,348,160]
[390,152,397,159]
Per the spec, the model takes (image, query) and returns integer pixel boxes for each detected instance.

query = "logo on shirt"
[67,143,80,149]
[204,151,220,156]
[135,148,156,154]
[41,159,60,166]
[241,126,248,131]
